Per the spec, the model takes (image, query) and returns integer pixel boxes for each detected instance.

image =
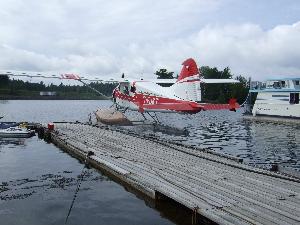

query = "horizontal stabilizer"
[198,98,240,111]
[198,103,240,110]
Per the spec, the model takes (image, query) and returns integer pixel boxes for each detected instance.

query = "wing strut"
[77,79,109,99]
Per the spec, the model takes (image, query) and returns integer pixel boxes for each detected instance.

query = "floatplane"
[1,58,240,125]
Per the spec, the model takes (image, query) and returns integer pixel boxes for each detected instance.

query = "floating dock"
[49,123,300,225]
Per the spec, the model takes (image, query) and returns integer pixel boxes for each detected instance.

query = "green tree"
[155,69,174,79]
[230,75,249,104]
[200,66,248,104]
[0,75,9,87]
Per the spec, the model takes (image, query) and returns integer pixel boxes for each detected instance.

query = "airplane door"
[118,82,131,108]
[290,93,299,104]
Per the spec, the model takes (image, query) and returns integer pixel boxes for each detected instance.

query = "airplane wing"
[0,70,61,79]
[147,78,239,84]
[0,70,117,98]
[0,70,123,83]
[141,79,240,85]
[0,70,152,84]
[149,79,177,84]
[200,79,239,83]
[1,70,239,84]
[143,78,240,84]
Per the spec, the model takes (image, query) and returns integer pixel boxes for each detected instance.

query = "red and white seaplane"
[111,58,239,115]
[1,58,240,125]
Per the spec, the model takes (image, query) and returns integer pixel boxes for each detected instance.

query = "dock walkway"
[51,123,300,225]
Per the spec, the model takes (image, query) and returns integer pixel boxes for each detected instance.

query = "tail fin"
[177,58,199,82]
[171,58,201,102]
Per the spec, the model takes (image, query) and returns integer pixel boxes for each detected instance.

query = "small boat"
[0,122,20,129]
[245,78,300,119]
[0,127,35,138]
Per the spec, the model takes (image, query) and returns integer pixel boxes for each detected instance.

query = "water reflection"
[0,170,106,201]
[0,136,176,225]
[0,138,26,149]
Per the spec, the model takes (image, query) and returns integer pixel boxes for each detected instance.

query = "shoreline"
[0,96,110,100]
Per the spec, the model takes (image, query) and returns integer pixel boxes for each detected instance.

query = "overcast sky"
[0,0,300,80]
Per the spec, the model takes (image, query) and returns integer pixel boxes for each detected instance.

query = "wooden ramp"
[51,123,300,225]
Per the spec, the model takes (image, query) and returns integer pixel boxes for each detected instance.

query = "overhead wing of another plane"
[0,70,61,79]
[0,70,123,83]
[1,70,240,84]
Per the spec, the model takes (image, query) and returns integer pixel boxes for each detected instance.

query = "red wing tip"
[61,73,81,80]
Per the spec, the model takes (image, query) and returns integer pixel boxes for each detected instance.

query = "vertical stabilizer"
[172,58,201,102]
[177,58,199,82]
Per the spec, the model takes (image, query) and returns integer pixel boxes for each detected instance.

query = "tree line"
[0,75,116,99]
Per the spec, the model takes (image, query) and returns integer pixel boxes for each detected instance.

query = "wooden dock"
[50,123,300,225]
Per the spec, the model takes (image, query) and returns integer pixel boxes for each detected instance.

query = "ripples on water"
[125,104,300,171]
[1,100,299,224]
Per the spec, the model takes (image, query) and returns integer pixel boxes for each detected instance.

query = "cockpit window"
[130,86,136,93]
[124,86,129,95]
[273,82,280,88]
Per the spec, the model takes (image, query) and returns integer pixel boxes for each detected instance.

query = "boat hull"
[252,92,300,118]
[0,131,35,138]
[252,103,300,118]
[0,126,35,138]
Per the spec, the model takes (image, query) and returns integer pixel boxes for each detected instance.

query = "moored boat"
[245,78,300,118]
[0,122,20,129]
[0,127,35,138]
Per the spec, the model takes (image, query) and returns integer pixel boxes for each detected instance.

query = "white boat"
[0,127,35,138]
[246,78,300,118]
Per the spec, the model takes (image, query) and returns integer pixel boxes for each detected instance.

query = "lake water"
[1,100,300,224]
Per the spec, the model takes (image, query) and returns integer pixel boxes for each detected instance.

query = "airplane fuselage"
[113,81,202,113]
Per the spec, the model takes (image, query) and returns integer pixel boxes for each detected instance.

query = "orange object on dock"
[48,123,54,130]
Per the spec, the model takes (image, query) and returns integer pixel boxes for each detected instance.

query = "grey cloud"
[0,0,300,81]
